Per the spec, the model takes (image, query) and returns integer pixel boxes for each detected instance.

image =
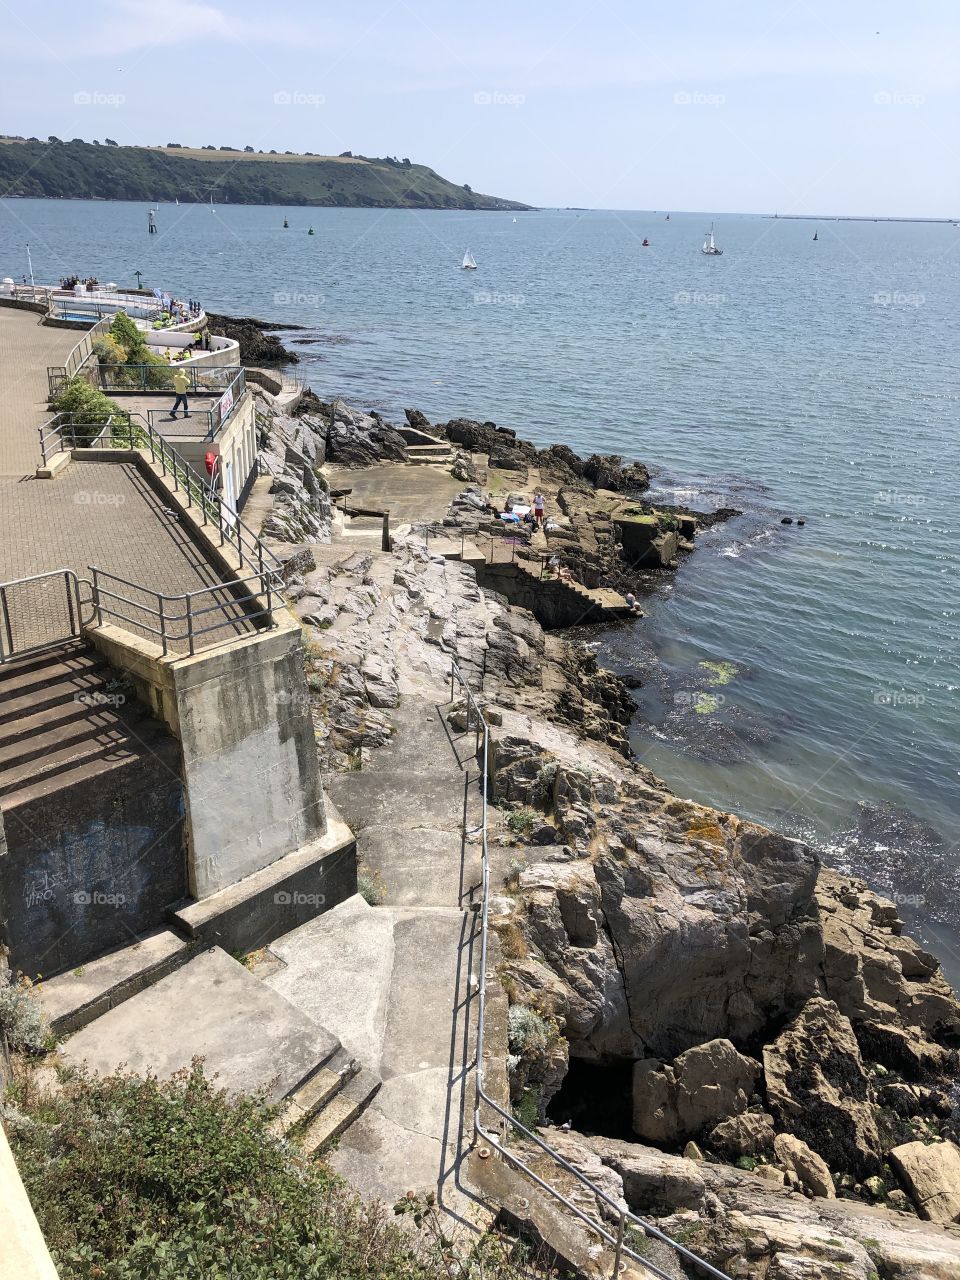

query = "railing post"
[611,1212,625,1278]
[186,594,194,656]
[158,594,167,656]
[64,571,76,638]
[0,585,11,660]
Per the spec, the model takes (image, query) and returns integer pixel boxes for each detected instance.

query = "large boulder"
[632,1038,761,1143]
[707,1111,777,1160]
[889,1141,960,1223]
[763,998,883,1177]
[774,1133,836,1199]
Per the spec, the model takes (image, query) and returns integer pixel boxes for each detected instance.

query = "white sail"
[462,249,477,269]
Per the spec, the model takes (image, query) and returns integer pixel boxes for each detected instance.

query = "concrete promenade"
[0,306,247,645]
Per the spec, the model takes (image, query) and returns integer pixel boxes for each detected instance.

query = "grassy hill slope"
[0,138,530,210]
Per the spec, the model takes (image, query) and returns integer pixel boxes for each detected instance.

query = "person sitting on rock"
[625,591,642,614]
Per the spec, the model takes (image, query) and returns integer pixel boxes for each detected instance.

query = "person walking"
[534,491,545,524]
[169,368,191,419]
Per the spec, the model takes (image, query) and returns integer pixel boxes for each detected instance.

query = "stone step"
[0,640,101,689]
[0,726,139,800]
[0,692,96,749]
[0,665,113,728]
[60,948,345,1106]
[37,927,190,1036]
[0,733,158,814]
[268,1045,361,1137]
[0,703,145,772]
[296,1068,382,1156]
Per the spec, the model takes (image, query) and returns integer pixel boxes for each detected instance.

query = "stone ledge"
[37,926,190,1037]
[168,803,356,955]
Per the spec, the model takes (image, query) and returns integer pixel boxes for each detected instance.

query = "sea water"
[3,199,957,976]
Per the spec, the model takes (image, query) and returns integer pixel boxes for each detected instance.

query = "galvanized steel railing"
[37,410,283,591]
[450,657,732,1280]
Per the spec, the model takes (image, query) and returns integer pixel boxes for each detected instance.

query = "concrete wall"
[170,393,258,505]
[87,615,327,901]
[172,618,326,897]
[0,1127,60,1280]
[0,738,186,979]
[477,561,605,630]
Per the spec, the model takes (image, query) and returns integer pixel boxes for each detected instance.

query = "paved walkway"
[262,697,488,1225]
[0,307,76,477]
[0,306,251,650]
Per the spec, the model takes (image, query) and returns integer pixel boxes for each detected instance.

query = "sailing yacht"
[462,249,477,269]
[701,223,723,256]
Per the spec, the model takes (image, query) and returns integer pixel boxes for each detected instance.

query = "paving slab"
[61,946,340,1102]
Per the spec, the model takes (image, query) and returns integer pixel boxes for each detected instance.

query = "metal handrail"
[0,569,84,664]
[89,567,275,657]
[450,657,732,1280]
[37,411,283,591]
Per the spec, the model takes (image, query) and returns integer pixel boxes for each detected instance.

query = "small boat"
[642,238,650,246]
[175,197,179,205]
[209,193,215,212]
[701,222,723,255]
[512,217,517,223]
[308,227,314,236]
[283,218,289,228]
[462,249,477,270]
[813,231,818,241]
[665,214,670,220]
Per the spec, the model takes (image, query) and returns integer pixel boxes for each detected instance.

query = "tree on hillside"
[104,138,118,146]
[47,135,61,144]
[244,145,254,152]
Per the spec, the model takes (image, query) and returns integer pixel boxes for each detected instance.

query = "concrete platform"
[168,802,356,955]
[38,926,188,1036]
[61,946,341,1103]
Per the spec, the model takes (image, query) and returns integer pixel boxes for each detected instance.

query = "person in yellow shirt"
[170,368,191,419]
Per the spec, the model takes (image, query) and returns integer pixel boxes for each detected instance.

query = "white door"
[223,458,237,525]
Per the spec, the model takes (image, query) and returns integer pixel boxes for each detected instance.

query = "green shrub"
[53,376,129,440]
[91,334,126,366]
[0,978,52,1053]
[109,309,150,361]
[10,1061,472,1280]
[506,808,537,838]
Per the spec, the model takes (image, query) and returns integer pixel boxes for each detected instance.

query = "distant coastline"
[0,137,530,211]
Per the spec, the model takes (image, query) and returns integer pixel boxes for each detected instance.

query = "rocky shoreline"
[250,383,960,1275]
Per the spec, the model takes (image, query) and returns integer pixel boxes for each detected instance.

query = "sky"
[1,0,958,216]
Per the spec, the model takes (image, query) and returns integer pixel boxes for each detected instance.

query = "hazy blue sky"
[2,0,957,215]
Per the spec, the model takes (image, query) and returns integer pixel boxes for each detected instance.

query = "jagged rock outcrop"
[763,998,884,1178]
[773,1134,836,1200]
[255,398,332,543]
[205,312,301,364]
[326,402,408,466]
[529,1129,960,1280]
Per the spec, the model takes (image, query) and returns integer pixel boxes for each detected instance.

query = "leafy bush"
[53,376,129,439]
[109,309,150,361]
[506,808,537,838]
[358,867,387,905]
[12,1060,545,1280]
[0,977,52,1053]
[91,334,126,366]
[507,1005,552,1060]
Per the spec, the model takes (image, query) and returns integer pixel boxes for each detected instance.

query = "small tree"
[104,137,118,146]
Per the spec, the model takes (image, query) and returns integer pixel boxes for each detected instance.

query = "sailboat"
[512,217,517,223]
[462,249,477,270]
[209,193,215,212]
[813,231,819,241]
[701,223,723,256]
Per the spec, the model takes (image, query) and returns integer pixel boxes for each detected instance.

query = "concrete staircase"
[399,426,454,466]
[0,640,170,809]
[52,944,380,1152]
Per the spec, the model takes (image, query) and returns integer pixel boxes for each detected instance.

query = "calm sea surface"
[2,199,958,977]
